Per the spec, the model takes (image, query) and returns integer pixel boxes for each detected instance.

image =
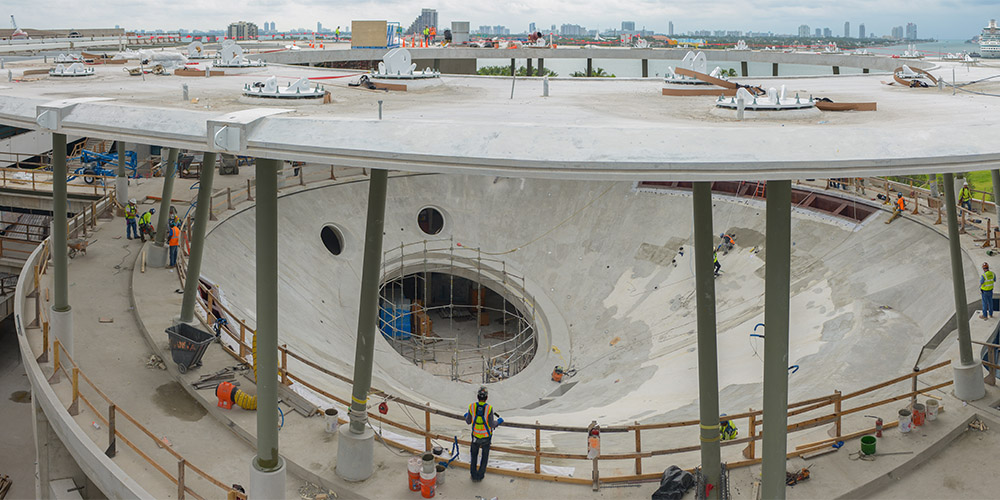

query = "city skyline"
[3,1,992,39]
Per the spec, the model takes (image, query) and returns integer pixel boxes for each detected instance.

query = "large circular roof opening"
[379,271,537,383]
[417,207,445,235]
[320,225,344,255]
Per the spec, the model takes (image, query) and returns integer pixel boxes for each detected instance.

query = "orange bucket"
[407,458,421,491]
[420,470,436,498]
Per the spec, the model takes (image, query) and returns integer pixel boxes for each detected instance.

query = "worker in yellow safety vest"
[464,386,502,481]
[982,262,995,319]
[138,208,155,242]
[423,26,430,45]
[959,183,973,212]
[713,251,721,277]
[720,415,738,441]
[125,199,138,240]
[168,224,181,268]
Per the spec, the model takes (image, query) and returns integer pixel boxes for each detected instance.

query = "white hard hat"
[129,198,137,204]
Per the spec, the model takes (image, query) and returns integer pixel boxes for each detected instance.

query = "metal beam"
[179,152,217,324]
[153,148,178,246]
[254,157,281,470]
[761,180,792,500]
[348,168,389,434]
[692,182,720,500]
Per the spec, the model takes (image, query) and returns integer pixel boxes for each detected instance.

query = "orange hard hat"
[984,262,990,270]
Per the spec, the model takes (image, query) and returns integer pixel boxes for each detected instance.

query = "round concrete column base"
[115,177,129,206]
[249,456,285,500]
[335,424,375,482]
[147,243,168,268]
[953,359,986,402]
[50,305,74,359]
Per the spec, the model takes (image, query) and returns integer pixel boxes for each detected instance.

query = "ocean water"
[477,40,973,78]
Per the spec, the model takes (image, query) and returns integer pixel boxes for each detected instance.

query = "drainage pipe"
[692,182,720,500]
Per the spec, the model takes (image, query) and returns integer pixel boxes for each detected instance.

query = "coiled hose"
[214,330,259,411]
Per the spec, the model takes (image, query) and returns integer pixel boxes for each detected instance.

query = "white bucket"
[324,408,339,433]
[898,409,912,433]
[926,399,939,421]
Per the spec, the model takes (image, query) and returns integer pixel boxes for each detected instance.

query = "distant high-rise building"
[798,25,810,37]
[551,24,556,33]
[317,22,322,33]
[560,24,586,36]
[406,8,438,35]
[529,22,536,33]
[892,25,904,39]
[668,21,674,36]
[905,22,917,40]
[844,21,850,37]
[227,21,259,40]
[815,28,821,36]
[859,23,865,39]
[622,21,635,32]
[823,27,832,37]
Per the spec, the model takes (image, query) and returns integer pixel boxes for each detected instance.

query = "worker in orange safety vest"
[168,223,181,267]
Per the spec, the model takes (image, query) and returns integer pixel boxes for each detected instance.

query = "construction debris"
[146,354,166,370]
[785,467,810,486]
[0,474,12,500]
[191,365,248,390]
[298,481,336,500]
[969,418,989,431]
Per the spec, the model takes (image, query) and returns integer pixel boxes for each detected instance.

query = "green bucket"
[861,435,876,455]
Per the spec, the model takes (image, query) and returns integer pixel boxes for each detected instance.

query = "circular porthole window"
[320,225,344,256]
[417,207,445,235]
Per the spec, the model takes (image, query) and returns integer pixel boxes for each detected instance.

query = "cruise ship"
[980,19,1000,58]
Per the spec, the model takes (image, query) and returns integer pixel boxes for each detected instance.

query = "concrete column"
[772,63,779,76]
[51,133,73,358]
[249,157,286,498]
[538,58,544,75]
[642,59,648,78]
[148,148,178,268]
[832,66,840,75]
[587,58,593,77]
[115,141,128,206]
[337,168,388,482]
[692,182,720,500]
[863,68,870,74]
[943,173,987,401]
[178,152,217,324]
[761,180,792,500]
[740,61,748,77]
[991,170,1000,222]
[929,174,940,199]
[527,58,533,76]
[510,58,515,76]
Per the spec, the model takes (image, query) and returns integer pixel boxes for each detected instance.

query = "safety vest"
[983,270,995,291]
[960,187,972,203]
[896,197,905,211]
[139,212,151,226]
[168,226,180,247]
[469,402,493,439]
[423,27,429,36]
[125,205,137,220]
[720,421,738,441]
[714,252,718,264]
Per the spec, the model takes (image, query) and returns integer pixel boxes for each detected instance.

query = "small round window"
[320,225,344,255]
[417,207,445,235]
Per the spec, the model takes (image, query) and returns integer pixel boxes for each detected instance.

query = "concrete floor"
[0,316,37,500]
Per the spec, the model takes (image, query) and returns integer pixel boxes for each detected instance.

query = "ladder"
[751,182,765,199]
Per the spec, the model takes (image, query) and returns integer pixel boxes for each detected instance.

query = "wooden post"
[936,203,942,225]
[207,293,215,321]
[330,165,336,180]
[177,459,186,500]
[299,168,306,186]
[246,179,254,201]
[634,423,642,475]
[31,170,35,190]
[49,339,61,384]
[982,191,989,213]
[986,220,993,249]
[534,422,541,474]
[36,321,49,363]
[69,367,80,415]
[424,408,432,451]
[91,201,97,226]
[743,411,757,459]
[227,187,234,209]
[911,193,920,215]
[884,181,890,205]
[961,210,967,234]
[239,323,247,358]
[281,344,289,386]
[106,404,117,457]
[833,390,842,437]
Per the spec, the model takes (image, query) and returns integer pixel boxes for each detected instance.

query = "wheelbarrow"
[68,238,90,258]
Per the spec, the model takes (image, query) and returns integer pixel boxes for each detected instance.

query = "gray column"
[538,58,544,75]
[51,133,73,358]
[991,170,1000,222]
[833,66,840,75]
[248,158,285,498]
[115,141,128,206]
[863,68,870,74]
[944,173,987,400]
[642,59,648,78]
[741,61,748,77]
[337,168,388,482]
[692,182,720,500]
[527,58,533,76]
[148,148,178,267]
[510,58,515,76]
[772,63,779,76]
[587,58,593,77]
[929,173,940,199]
[178,153,217,324]
[761,180,792,500]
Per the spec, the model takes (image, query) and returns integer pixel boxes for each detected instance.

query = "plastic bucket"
[435,464,446,486]
[926,399,939,421]
[324,408,339,433]
[898,409,912,433]
[422,453,435,474]
[912,403,925,427]
[860,435,876,455]
[420,470,436,498]
[407,457,421,491]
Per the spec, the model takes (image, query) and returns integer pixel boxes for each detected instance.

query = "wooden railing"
[0,165,117,196]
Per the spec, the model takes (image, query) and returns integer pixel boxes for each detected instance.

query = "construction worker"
[137,208,155,242]
[422,26,430,45]
[959,182,973,212]
[982,262,995,319]
[895,192,906,213]
[125,199,138,240]
[335,26,340,42]
[713,251,721,276]
[719,415,738,441]
[430,26,437,43]
[168,223,181,267]
[720,233,736,254]
[464,386,502,482]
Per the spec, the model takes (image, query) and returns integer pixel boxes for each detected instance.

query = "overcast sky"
[7,1,998,39]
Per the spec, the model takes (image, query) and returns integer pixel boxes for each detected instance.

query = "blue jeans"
[983,289,994,317]
[469,437,491,480]
[169,246,178,267]
[126,219,137,239]
[962,200,973,212]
